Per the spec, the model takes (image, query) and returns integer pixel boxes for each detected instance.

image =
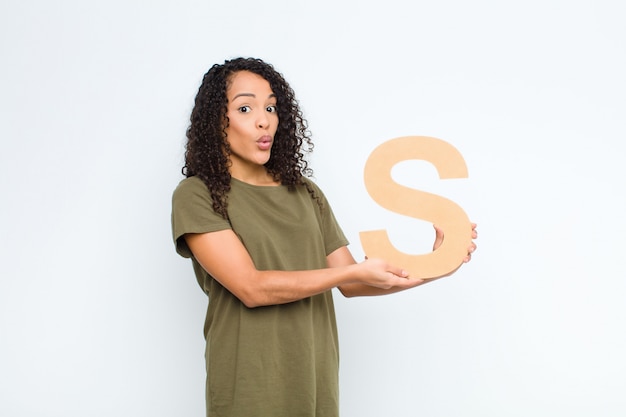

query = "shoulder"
[297,176,334,211]
[173,176,207,195]
[299,176,325,195]
[171,176,231,257]
[171,176,219,219]
[172,176,211,203]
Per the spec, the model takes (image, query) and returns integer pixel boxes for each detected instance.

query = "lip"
[257,135,273,150]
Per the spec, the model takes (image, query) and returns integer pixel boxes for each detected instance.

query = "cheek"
[272,116,279,133]
[225,118,245,137]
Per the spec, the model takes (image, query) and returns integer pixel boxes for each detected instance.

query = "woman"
[171,57,477,416]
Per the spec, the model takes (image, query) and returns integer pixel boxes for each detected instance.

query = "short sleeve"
[171,176,232,258]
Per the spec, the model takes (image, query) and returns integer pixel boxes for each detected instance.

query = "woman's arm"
[184,230,413,308]
[334,223,478,297]
[330,246,426,297]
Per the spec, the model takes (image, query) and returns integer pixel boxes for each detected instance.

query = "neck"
[230,167,280,186]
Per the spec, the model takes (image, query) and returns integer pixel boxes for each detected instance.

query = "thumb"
[433,224,444,250]
[389,265,409,278]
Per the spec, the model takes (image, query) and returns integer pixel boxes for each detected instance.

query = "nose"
[257,111,270,129]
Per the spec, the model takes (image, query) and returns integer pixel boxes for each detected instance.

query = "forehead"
[227,71,273,98]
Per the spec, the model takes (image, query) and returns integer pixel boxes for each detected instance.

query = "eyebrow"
[232,93,276,100]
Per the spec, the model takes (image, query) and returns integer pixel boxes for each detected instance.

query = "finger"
[386,265,409,278]
[463,244,476,263]
[432,224,444,250]
[396,268,409,278]
[398,278,425,288]
[470,223,478,238]
[391,274,425,287]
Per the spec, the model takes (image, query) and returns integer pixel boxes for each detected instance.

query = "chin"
[257,154,272,165]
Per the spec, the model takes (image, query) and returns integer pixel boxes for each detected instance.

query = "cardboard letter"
[359,136,471,279]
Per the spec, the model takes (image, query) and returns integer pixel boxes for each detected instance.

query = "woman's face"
[224,70,278,178]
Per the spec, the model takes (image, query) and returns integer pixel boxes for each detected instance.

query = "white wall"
[1,1,625,416]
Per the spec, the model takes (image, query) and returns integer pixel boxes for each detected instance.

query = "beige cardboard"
[359,136,471,280]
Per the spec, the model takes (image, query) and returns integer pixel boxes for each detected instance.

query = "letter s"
[359,136,472,279]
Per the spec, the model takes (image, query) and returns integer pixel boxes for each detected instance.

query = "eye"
[266,105,277,113]
[238,105,252,113]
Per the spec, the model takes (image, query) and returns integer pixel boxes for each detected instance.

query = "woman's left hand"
[432,222,478,263]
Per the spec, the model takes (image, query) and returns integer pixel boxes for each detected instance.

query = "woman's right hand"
[356,257,423,290]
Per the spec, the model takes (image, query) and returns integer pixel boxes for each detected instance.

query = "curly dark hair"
[183,57,317,219]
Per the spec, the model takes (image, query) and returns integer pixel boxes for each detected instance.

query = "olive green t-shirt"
[171,176,348,417]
